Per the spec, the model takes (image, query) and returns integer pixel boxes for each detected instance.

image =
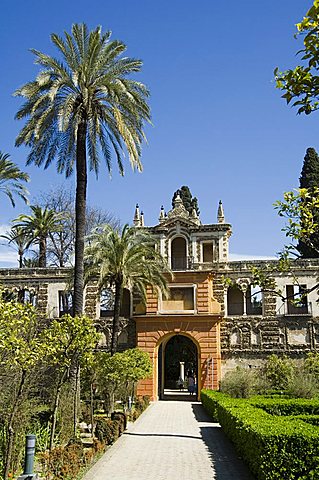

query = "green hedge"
[201,390,319,480]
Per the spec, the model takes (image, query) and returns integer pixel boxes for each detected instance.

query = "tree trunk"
[49,369,67,451]
[18,248,23,269]
[90,382,95,439]
[39,236,46,267]
[72,362,80,437]
[111,280,123,355]
[3,370,26,480]
[73,120,87,316]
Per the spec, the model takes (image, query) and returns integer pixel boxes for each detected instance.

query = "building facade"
[1,194,319,400]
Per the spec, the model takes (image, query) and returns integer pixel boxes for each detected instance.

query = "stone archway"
[135,316,221,401]
[157,333,199,399]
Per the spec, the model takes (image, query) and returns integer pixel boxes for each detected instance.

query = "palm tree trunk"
[73,120,87,316]
[39,236,46,267]
[111,280,123,355]
[18,248,23,268]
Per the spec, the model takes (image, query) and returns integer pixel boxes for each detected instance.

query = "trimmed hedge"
[201,390,319,480]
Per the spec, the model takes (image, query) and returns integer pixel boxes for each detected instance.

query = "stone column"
[179,362,185,381]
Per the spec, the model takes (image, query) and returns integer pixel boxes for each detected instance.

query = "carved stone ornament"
[165,194,201,226]
[236,278,251,293]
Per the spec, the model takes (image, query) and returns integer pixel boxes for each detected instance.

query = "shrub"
[287,369,319,398]
[201,390,319,480]
[262,354,295,391]
[94,416,120,445]
[220,367,262,398]
[39,439,84,480]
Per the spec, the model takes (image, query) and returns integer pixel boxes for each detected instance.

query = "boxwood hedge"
[201,390,319,480]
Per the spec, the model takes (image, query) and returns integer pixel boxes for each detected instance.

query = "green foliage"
[297,147,319,257]
[305,352,319,378]
[15,23,151,178]
[95,348,152,408]
[43,315,100,370]
[274,188,319,256]
[85,224,171,353]
[286,371,319,399]
[13,205,65,267]
[262,355,295,391]
[275,1,319,116]
[220,367,264,398]
[0,151,29,207]
[94,416,120,445]
[172,186,200,216]
[201,390,319,480]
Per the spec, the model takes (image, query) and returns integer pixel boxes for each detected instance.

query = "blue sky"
[0,0,317,266]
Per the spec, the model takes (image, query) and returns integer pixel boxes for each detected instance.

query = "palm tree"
[0,151,29,207]
[85,224,171,354]
[13,205,64,267]
[14,23,151,315]
[0,226,32,268]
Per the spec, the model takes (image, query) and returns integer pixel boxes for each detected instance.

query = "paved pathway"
[84,398,255,480]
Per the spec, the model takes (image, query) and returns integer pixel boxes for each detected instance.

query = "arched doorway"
[171,237,187,270]
[158,334,198,399]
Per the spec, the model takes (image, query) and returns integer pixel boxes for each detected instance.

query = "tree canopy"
[15,23,151,315]
[0,152,29,207]
[297,147,319,257]
[172,186,200,216]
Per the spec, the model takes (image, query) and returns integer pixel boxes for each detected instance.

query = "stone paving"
[83,397,255,480]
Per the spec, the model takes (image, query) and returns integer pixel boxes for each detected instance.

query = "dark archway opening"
[171,237,187,270]
[158,334,198,400]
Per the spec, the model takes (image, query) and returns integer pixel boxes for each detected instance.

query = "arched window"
[227,285,244,315]
[171,237,187,270]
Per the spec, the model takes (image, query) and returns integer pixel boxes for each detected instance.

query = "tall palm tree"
[85,224,171,354]
[0,226,32,268]
[14,23,151,315]
[13,205,64,267]
[0,151,29,207]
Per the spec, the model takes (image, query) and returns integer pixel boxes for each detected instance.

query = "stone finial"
[159,205,165,223]
[191,208,198,219]
[140,211,145,227]
[173,193,183,208]
[133,204,141,226]
[217,200,225,223]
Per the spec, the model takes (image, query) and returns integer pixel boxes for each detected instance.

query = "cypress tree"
[297,147,319,258]
[172,186,200,216]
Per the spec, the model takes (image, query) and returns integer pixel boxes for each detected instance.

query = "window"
[100,289,115,317]
[202,242,214,263]
[286,285,308,315]
[227,285,244,315]
[99,288,131,317]
[59,291,73,317]
[161,286,195,312]
[2,288,37,306]
[246,285,262,315]
[171,237,187,270]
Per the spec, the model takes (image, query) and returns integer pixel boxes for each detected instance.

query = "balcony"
[170,256,194,271]
[277,301,312,316]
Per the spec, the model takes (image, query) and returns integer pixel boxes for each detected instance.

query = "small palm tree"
[15,23,150,315]
[13,206,64,267]
[0,226,32,268]
[85,224,171,354]
[0,151,29,207]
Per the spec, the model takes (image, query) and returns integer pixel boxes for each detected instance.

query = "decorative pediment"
[159,194,201,227]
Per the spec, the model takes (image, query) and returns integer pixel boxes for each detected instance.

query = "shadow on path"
[191,403,255,480]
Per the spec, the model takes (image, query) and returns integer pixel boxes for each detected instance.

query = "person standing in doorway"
[187,375,195,396]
